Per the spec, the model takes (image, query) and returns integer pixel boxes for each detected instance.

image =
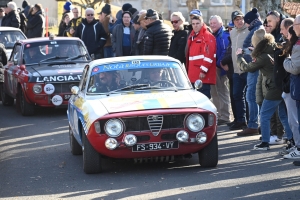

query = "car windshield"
[0,30,26,49]
[23,40,90,65]
[87,60,192,94]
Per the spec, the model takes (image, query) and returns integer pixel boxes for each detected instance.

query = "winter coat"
[143,20,172,55]
[26,10,45,38]
[111,23,135,57]
[273,46,290,93]
[75,19,107,55]
[214,26,230,76]
[221,36,234,79]
[136,29,146,55]
[58,10,70,36]
[168,28,188,64]
[2,10,20,28]
[186,23,217,84]
[109,10,122,33]
[237,35,282,100]
[271,13,286,43]
[22,1,31,18]
[283,39,300,75]
[67,17,82,37]
[100,15,112,47]
[230,24,249,74]
[131,29,140,55]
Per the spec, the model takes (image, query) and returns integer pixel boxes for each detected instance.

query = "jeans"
[103,46,114,58]
[232,73,247,123]
[246,70,259,129]
[278,100,293,140]
[283,92,300,147]
[197,83,211,99]
[297,101,300,146]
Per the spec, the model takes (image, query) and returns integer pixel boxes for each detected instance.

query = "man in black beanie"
[109,3,132,33]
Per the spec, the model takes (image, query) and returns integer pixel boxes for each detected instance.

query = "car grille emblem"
[147,115,163,136]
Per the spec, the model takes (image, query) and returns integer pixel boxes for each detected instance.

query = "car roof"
[0,27,23,31]
[18,37,82,44]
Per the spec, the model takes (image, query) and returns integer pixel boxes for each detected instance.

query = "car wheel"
[19,88,34,116]
[69,125,82,155]
[82,130,102,174]
[198,133,218,167]
[0,83,14,106]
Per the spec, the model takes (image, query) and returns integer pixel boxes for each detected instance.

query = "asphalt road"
[0,103,299,200]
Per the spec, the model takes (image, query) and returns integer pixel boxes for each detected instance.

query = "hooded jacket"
[2,10,20,28]
[143,20,172,55]
[26,10,45,38]
[237,34,281,100]
[186,23,217,84]
[75,18,107,55]
[230,24,249,74]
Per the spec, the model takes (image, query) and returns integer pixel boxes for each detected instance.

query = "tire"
[82,130,102,174]
[69,125,82,155]
[19,88,34,116]
[198,133,218,167]
[0,83,14,106]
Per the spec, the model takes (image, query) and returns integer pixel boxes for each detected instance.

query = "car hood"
[28,63,86,83]
[95,90,217,114]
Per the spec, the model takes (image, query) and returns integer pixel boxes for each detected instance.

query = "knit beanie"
[122,3,132,12]
[251,29,265,47]
[122,11,132,19]
[244,8,260,24]
[101,4,111,15]
[63,1,72,11]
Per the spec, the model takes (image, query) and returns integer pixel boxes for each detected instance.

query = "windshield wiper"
[112,84,149,92]
[39,56,69,64]
[66,54,88,61]
[135,86,162,90]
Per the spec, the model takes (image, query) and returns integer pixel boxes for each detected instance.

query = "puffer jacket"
[214,26,230,76]
[2,10,20,28]
[75,19,107,55]
[237,34,282,100]
[143,20,172,55]
[168,28,188,64]
[26,10,45,38]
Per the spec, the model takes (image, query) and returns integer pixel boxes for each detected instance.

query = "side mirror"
[13,58,18,65]
[194,80,203,90]
[71,86,79,95]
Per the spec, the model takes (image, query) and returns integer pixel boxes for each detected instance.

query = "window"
[210,0,232,5]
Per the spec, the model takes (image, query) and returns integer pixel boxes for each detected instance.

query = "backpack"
[290,74,300,101]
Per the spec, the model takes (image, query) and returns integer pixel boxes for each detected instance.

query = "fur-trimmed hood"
[252,34,276,58]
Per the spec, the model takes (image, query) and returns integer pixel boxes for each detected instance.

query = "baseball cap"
[231,10,244,21]
[189,9,202,17]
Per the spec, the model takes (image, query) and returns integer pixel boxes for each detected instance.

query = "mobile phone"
[267,54,274,62]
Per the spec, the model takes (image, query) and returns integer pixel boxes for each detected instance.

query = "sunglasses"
[171,20,181,24]
[86,14,94,16]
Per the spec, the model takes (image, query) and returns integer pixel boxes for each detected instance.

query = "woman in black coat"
[168,12,187,65]
[26,4,45,38]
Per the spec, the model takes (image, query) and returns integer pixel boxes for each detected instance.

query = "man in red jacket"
[186,15,217,98]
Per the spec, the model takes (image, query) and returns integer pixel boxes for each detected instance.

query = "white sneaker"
[269,135,284,145]
[283,149,300,159]
[279,146,296,156]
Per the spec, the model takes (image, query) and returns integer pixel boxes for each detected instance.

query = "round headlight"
[186,114,205,132]
[104,119,124,137]
[176,130,189,142]
[33,84,42,94]
[124,134,137,146]
[105,138,118,150]
[196,132,207,144]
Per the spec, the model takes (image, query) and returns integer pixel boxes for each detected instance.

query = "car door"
[4,44,21,97]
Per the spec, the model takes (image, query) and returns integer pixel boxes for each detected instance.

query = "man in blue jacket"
[75,8,107,59]
[209,15,231,124]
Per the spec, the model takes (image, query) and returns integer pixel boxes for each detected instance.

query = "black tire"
[82,130,102,174]
[0,83,14,106]
[198,133,218,167]
[19,88,34,116]
[69,125,82,155]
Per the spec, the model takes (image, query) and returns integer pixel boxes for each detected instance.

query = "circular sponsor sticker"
[93,67,99,72]
[51,95,63,106]
[44,84,55,95]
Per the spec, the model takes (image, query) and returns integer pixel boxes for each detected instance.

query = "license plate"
[64,94,72,100]
[132,141,179,152]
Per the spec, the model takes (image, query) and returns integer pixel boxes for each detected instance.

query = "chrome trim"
[147,115,163,136]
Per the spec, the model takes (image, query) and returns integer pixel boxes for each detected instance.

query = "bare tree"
[69,0,111,9]
[251,0,285,19]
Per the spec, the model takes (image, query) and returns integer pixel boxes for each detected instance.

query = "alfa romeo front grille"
[147,115,163,136]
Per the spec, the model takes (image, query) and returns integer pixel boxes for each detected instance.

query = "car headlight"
[176,130,189,142]
[105,138,118,150]
[33,84,42,94]
[104,119,124,137]
[124,134,137,146]
[196,132,207,144]
[186,114,205,132]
